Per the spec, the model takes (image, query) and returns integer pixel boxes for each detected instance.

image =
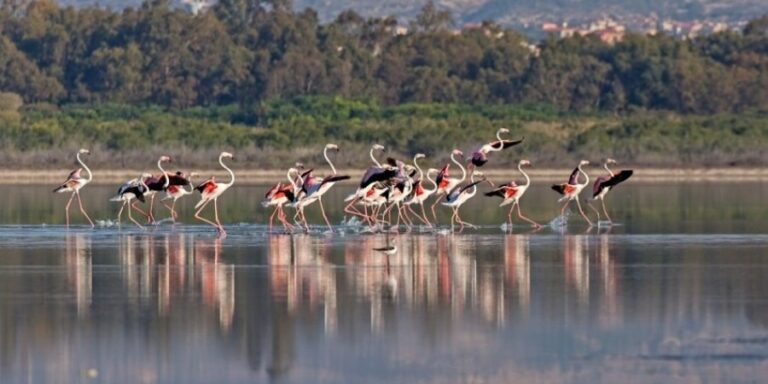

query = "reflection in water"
[4,231,768,382]
[65,234,92,316]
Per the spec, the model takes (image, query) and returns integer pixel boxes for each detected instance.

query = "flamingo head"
[141,173,153,179]
[498,127,510,134]
[295,162,304,169]
[159,155,171,163]
[606,158,617,165]
[78,149,91,155]
[325,143,339,151]
[372,144,385,152]
[519,159,531,166]
[579,160,590,166]
[452,149,464,158]
[414,153,426,160]
[427,168,439,175]
[221,152,234,159]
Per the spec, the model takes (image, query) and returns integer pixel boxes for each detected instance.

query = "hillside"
[58,0,768,24]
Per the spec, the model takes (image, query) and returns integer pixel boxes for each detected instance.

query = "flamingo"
[262,166,303,232]
[292,144,350,232]
[485,160,541,229]
[110,173,152,229]
[469,128,524,169]
[53,148,95,228]
[381,160,416,231]
[431,149,467,223]
[343,144,393,224]
[194,152,235,236]
[161,172,198,222]
[592,158,633,224]
[551,160,594,226]
[442,171,492,232]
[405,154,437,227]
[142,155,172,223]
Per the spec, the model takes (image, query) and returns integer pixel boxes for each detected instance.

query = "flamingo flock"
[53,129,633,235]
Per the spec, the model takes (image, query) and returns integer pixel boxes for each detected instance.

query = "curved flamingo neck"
[220,155,235,187]
[138,176,149,191]
[287,168,299,190]
[370,147,381,167]
[157,158,169,188]
[489,129,505,152]
[466,172,479,198]
[77,153,92,182]
[451,153,466,183]
[324,147,337,175]
[183,176,195,194]
[413,156,424,181]
[424,169,438,193]
[577,164,589,187]
[519,163,530,187]
[604,162,615,177]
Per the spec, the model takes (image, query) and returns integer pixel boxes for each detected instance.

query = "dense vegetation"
[0,1,767,167]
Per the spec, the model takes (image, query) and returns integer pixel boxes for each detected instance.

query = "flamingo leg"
[117,201,125,226]
[269,205,278,232]
[516,201,541,228]
[161,200,175,221]
[455,209,476,230]
[64,192,76,226]
[430,196,442,224]
[75,191,95,228]
[127,201,144,229]
[318,197,333,232]
[171,199,178,222]
[601,198,612,224]
[131,201,149,219]
[407,204,429,226]
[148,195,156,224]
[560,200,570,218]
[194,199,218,229]
[344,198,366,221]
[213,197,223,231]
[419,202,433,228]
[507,204,515,230]
[575,198,594,226]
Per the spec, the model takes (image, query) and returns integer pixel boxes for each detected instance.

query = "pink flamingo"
[442,171,492,232]
[469,128,524,169]
[485,160,541,229]
[110,173,152,229]
[431,149,467,223]
[53,149,95,228]
[194,152,235,236]
[262,166,303,232]
[161,172,197,222]
[592,158,633,224]
[551,160,593,226]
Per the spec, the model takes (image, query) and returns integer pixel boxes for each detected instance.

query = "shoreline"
[4,167,767,184]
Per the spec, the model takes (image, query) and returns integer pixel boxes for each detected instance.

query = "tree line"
[0,0,767,114]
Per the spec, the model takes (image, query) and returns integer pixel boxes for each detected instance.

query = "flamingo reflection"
[65,234,92,316]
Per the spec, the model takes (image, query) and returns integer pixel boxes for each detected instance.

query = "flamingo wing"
[66,168,82,181]
[490,138,524,149]
[594,170,633,197]
[321,174,351,186]
[360,167,397,188]
[265,183,282,199]
[195,178,217,194]
[471,151,487,167]
[552,183,575,195]
[567,166,580,185]
[484,185,507,198]
[167,172,191,186]
[435,164,450,188]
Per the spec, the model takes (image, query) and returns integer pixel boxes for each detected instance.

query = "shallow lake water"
[1,183,768,383]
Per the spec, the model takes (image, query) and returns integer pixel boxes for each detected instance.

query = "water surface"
[1,183,767,383]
